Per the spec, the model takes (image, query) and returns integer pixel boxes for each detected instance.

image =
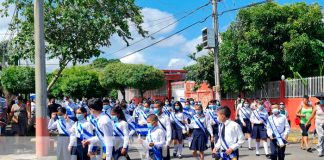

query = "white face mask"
[244,104,249,107]
[272,108,279,115]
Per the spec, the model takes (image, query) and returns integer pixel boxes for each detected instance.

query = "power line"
[118,15,212,60]
[106,1,211,58]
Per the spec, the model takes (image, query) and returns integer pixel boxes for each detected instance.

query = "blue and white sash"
[77,122,84,140]
[139,110,148,120]
[162,107,171,117]
[183,109,192,119]
[218,124,237,160]
[94,120,106,152]
[113,124,124,140]
[252,111,267,124]
[208,110,219,125]
[193,116,206,133]
[268,116,286,146]
[148,129,163,160]
[134,122,148,135]
[66,105,75,118]
[171,113,186,129]
[58,120,70,136]
[240,107,250,119]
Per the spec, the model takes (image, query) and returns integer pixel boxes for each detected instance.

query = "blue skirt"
[189,129,208,151]
[171,122,184,141]
[112,147,128,160]
[242,118,252,134]
[71,138,90,160]
[252,124,267,139]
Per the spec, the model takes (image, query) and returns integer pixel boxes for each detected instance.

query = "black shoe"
[266,154,271,159]
[248,147,254,150]
[256,154,260,156]
[173,152,177,157]
[307,148,313,152]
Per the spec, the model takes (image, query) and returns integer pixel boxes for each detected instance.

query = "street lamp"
[281,75,285,80]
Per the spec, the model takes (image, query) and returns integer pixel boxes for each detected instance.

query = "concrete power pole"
[34,0,49,157]
[212,0,221,102]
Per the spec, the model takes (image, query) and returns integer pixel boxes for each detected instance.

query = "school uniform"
[127,103,136,116]
[250,109,268,139]
[215,120,245,160]
[170,112,186,141]
[88,112,114,160]
[162,106,172,118]
[136,109,152,136]
[183,107,195,146]
[112,120,130,160]
[206,108,220,150]
[238,106,252,134]
[69,119,94,160]
[189,114,213,151]
[266,114,290,160]
[143,126,166,160]
[157,112,172,160]
[48,117,74,160]
[103,108,112,119]
[133,106,143,123]
[124,112,136,136]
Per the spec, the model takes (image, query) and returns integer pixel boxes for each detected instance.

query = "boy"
[214,106,245,160]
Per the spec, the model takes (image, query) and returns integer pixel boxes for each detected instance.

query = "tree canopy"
[0,66,35,94]
[185,2,324,93]
[0,0,146,91]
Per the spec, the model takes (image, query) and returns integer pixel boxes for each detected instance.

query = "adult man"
[47,96,61,118]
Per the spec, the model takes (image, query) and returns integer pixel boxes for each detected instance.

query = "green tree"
[129,64,164,98]
[90,58,120,70]
[0,0,146,91]
[49,66,106,99]
[0,66,35,94]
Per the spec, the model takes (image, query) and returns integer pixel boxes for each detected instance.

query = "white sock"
[174,144,179,153]
[263,141,269,155]
[178,143,183,155]
[248,138,252,148]
[188,137,192,147]
[256,142,260,154]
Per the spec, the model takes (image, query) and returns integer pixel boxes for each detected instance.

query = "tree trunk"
[47,60,70,92]
[119,87,126,100]
[139,89,145,99]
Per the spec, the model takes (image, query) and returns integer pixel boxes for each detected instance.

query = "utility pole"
[212,0,221,102]
[34,0,49,157]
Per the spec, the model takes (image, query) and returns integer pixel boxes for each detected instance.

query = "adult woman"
[11,96,29,136]
[306,97,324,157]
[296,95,313,152]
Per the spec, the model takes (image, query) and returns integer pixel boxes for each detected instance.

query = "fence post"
[280,80,285,100]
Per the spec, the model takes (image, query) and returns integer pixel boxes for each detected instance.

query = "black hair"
[147,114,158,122]
[17,96,24,101]
[111,106,126,121]
[78,107,87,114]
[88,98,103,111]
[173,101,183,113]
[120,102,127,110]
[57,107,67,114]
[218,106,231,118]
[154,100,163,107]
[103,99,110,103]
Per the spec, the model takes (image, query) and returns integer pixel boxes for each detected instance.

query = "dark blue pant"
[270,139,286,160]
[71,138,89,160]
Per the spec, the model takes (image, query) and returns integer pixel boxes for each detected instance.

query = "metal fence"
[285,76,324,98]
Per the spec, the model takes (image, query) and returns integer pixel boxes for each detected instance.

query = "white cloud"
[120,52,146,64]
[180,36,208,57]
[156,34,186,47]
[168,58,193,69]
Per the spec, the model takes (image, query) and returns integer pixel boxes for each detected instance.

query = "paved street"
[0,137,322,160]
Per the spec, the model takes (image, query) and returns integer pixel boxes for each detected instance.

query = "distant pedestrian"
[10,96,29,136]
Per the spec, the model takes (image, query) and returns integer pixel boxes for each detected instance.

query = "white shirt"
[157,113,172,145]
[238,106,252,122]
[124,112,136,136]
[315,105,324,124]
[138,110,151,125]
[88,112,114,160]
[113,120,130,149]
[133,107,143,118]
[48,118,74,135]
[144,126,166,149]
[215,120,245,151]
[183,107,194,120]
[266,114,290,138]
[189,114,213,135]
[205,108,219,126]
[250,109,268,124]
[69,119,94,147]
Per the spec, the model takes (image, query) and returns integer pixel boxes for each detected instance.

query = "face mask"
[190,101,194,105]
[175,106,180,110]
[195,110,202,115]
[184,105,190,109]
[279,104,284,109]
[143,101,146,104]
[76,114,84,121]
[320,100,324,105]
[216,102,220,106]
[165,102,169,105]
[308,101,312,106]
[153,108,160,114]
[244,104,249,107]
[144,108,150,113]
[58,115,65,120]
[258,105,264,111]
[111,115,118,122]
[208,105,214,109]
[272,108,279,115]
[103,105,110,110]
[147,123,154,130]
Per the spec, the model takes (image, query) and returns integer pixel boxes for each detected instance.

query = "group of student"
[47,96,293,160]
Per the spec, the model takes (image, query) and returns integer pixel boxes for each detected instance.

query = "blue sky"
[0,0,323,72]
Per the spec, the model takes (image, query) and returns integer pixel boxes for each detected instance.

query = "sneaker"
[248,147,254,150]
[307,148,312,152]
[173,152,177,157]
[178,154,183,159]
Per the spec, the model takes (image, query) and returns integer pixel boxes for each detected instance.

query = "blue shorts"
[251,124,267,139]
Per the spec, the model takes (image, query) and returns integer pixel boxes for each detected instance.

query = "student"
[279,102,290,125]
[206,100,220,157]
[139,114,166,160]
[183,100,195,147]
[82,98,114,160]
[137,101,152,136]
[189,104,213,160]
[102,99,112,119]
[214,106,245,160]
[127,99,136,116]
[48,107,74,160]
[236,100,253,150]
[153,101,172,160]
[133,102,143,123]
[69,107,94,160]
[267,104,290,160]
[170,101,187,158]
[250,101,270,157]
[111,106,130,159]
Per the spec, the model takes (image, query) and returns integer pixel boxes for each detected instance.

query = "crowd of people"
[0,94,323,160]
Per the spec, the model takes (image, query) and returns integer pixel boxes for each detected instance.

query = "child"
[48,107,74,160]
[189,104,213,160]
[140,114,166,160]
[110,106,130,159]
[250,101,270,157]
[214,106,245,160]
[206,100,220,158]
[236,100,253,150]
[69,107,94,160]
[267,104,290,160]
